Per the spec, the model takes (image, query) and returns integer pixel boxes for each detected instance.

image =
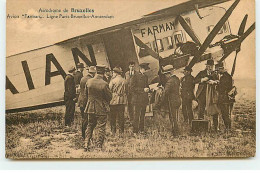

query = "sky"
[6,0,255,80]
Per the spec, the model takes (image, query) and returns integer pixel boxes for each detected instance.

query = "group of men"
[63,58,234,151]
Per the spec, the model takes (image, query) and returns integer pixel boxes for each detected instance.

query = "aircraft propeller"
[186,0,241,69]
[230,14,248,76]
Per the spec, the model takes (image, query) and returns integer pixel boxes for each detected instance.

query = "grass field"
[5,79,256,159]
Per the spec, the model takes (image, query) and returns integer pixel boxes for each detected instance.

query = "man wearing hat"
[103,66,112,83]
[217,62,233,132]
[84,65,112,150]
[130,62,150,134]
[78,66,96,139]
[162,64,181,136]
[64,66,77,127]
[194,59,217,120]
[181,66,195,125]
[125,61,137,122]
[74,63,84,85]
[109,66,127,136]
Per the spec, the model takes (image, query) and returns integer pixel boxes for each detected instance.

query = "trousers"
[133,105,146,133]
[85,114,107,148]
[110,105,125,134]
[197,93,206,119]
[65,99,75,126]
[81,106,88,139]
[182,98,193,123]
[219,103,231,129]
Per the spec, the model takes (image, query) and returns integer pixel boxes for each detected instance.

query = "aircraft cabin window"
[208,24,227,34]
[185,17,192,28]
[156,39,164,52]
[174,34,183,44]
[166,36,174,49]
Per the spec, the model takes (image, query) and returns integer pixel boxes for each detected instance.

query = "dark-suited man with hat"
[130,63,150,134]
[74,63,84,85]
[217,62,233,132]
[109,67,127,136]
[64,66,77,127]
[78,66,96,139]
[84,65,112,151]
[103,66,112,83]
[181,66,195,125]
[125,61,137,122]
[162,64,181,136]
[194,59,217,120]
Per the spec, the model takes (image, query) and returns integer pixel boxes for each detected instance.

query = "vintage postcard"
[6,0,255,159]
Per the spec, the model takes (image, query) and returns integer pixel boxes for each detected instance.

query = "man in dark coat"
[78,66,96,139]
[194,59,217,120]
[74,63,84,85]
[217,62,233,131]
[181,66,195,124]
[103,66,112,83]
[84,65,112,151]
[162,65,181,136]
[130,63,150,134]
[64,66,77,127]
[125,61,137,122]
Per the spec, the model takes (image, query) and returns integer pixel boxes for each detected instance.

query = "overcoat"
[162,75,181,109]
[129,72,149,106]
[85,75,112,115]
[109,75,127,105]
[217,72,233,104]
[64,74,76,101]
[77,73,93,108]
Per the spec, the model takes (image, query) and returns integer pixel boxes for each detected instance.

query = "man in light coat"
[109,67,127,136]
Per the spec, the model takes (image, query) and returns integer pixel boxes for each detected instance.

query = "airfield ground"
[5,79,256,159]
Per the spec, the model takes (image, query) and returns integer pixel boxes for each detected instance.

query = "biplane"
[6,0,255,113]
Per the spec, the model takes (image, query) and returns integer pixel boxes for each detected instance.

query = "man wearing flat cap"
[130,62,150,134]
[109,66,127,136]
[161,64,181,136]
[217,62,233,132]
[84,65,112,151]
[78,66,96,139]
[194,59,218,120]
[64,66,77,127]
[181,66,195,125]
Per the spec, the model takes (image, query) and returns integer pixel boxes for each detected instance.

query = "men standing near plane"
[194,59,215,120]
[78,66,96,139]
[162,65,181,136]
[125,61,136,122]
[84,65,112,151]
[217,62,233,132]
[64,66,77,127]
[180,66,195,125]
[130,63,150,134]
[109,67,127,136]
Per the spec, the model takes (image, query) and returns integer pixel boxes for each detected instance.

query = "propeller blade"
[187,0,240,69]
[178,15,202,46]
[236,14,248,53]
[231,52,238,76]
[219,22,255,62]
[238,14,248,36]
